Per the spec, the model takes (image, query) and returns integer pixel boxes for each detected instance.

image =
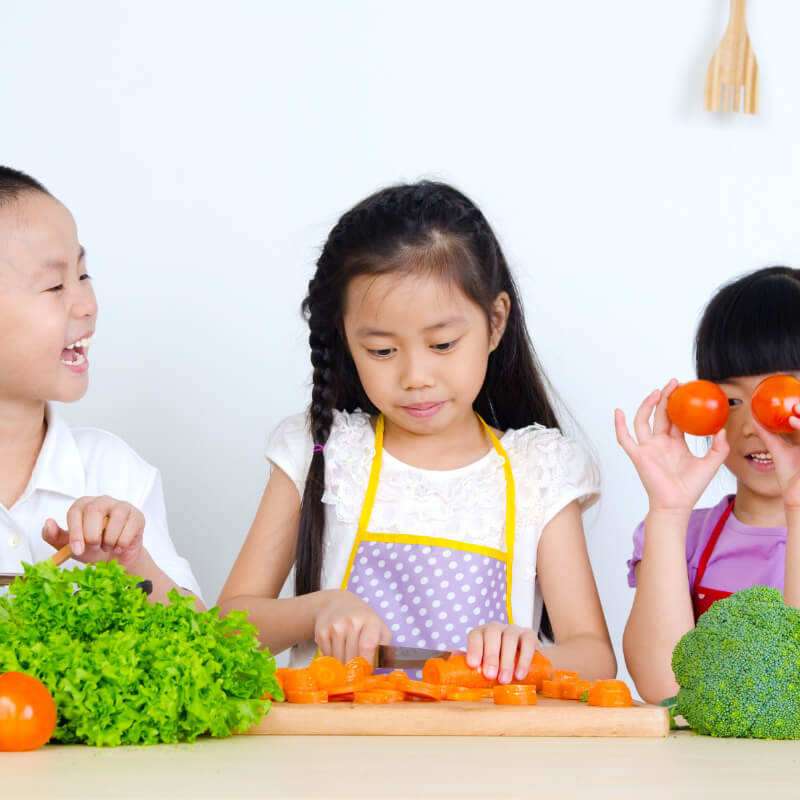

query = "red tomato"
[666,380,729,436]
[0,672,58,751]
[750,374,800,433]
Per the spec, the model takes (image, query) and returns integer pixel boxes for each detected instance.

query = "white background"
[4,1,800,689]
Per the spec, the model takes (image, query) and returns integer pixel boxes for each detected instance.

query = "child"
[0,166,203,607]
[219,181,615,683]
[615,266,800,703]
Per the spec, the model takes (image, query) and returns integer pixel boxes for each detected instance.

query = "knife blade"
[375,645,453,670]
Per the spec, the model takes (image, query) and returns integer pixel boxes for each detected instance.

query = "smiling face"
[342,270,509,442]
[0,191,97,406]
[718,372,800,502]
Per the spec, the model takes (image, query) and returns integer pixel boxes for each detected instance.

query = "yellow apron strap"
[477,414,515,624]
[339,414,384,590]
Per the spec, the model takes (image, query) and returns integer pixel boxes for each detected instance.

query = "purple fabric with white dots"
[348,540,508,653]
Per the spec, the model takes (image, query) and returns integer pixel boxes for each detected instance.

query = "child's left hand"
[466,622,539,684]
[41,495,145,568]
[752,407,800,509]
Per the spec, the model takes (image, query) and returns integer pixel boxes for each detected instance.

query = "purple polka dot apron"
[340,413,516,673]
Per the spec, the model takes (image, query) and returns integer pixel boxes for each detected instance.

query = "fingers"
[613,409,638,460]
[63,497,143,561]
[633,389,661,444]
[515,631,539,682]
[467,622,504,680]
[652,379,678,437]
[497,628,521,684]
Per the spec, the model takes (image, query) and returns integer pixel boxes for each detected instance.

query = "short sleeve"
[626,520,645,587]
[510,426,601,531]
[265,413,314,497]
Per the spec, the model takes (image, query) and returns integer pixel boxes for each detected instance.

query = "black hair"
[297,180,560,639]
[696,266,800,381]
[0,166,49,206]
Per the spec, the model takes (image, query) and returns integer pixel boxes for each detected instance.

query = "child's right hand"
[614,379,730,513]
[314,590,392,663]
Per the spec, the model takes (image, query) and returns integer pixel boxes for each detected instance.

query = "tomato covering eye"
[750,374,800,433]
[666,380,729,436]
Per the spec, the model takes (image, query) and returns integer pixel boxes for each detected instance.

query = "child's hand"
[752,408,800,510]
[466,622,539,684]
[314,590,392,664]
[41,496,145,568]
[614,380,729,513]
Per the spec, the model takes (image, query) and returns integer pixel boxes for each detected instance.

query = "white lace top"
[267,410,600,667]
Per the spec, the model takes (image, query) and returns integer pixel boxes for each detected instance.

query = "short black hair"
[696,266,800,382]
[0,166,49,207]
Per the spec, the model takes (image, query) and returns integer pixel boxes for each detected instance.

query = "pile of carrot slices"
[272,653,632,707]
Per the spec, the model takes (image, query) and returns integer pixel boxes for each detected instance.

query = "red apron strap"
[693,497,735,590]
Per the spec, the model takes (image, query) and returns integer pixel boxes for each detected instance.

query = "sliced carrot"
[353,689,405,704]
[444,686,486,702]
[518,651,553,689]
[422,657,447,685]
[283,668,318,692]
[541,679,561,699]
[325,685,356,701]
[285,688,328,703]
[553,670,579,683]
[587,680,633,708]
[493,684,538,705]
[309,656,347,690]
[560,679,591,701]
[403,680,440,700]
[438,654,495,688]
[344,656,373,684]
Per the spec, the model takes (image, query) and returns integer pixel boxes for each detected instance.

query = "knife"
[375,645,455,670]
[0,543,73,586]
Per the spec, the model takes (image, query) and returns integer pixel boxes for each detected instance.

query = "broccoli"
[671,585,800,739]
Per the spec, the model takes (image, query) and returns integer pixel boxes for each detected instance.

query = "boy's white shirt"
[0,403,203,600]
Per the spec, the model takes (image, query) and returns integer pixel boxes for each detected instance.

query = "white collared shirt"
[0,404,203,600]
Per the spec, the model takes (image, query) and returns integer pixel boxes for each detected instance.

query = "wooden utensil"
[704,0,759,114]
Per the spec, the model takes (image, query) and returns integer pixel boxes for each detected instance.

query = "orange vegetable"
[541,679,561,698]
[553,670,579,683]
[421,658,448,685]
[561,679,591,701]
[431,654,495,688]
[344,657,373,684]
[587,680,633,708]
[325,685,356,701]
[285,689,328,703]
[282,668,318,692]
[353,689,405,704]
[0,672,58,751]
[444,686,486,702]
[309,656,347,690]
[492,684,538,705]
[517,651,553,690]
[402,680,440,700]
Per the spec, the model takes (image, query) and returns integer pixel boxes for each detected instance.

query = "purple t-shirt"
[627,494,787,593]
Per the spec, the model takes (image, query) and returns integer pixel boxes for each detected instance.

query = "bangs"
[696,267,800,381]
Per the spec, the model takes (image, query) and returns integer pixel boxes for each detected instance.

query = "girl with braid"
[219,181,615,683]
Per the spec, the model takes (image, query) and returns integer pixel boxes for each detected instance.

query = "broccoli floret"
[671,586,800,739]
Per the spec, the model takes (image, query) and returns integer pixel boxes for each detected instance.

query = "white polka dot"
[427,557,437,566]
[448,561,458,570]
[464,554,472,562]
[425,620,433,628]
[453,604,462,612]
[492,591,497,599]
[459,615,468,623]
[425,588,434,597]
[401,574,410,582]
[481,588,487,596]
[418,640,427,647]
[380,601,389,609]
[408,554,417,563]
[452,635,461,643]
[431,631,439,640]
[366,567,374,576]
[446,592,455,601]
[483,557,490,565]
[413,596,421,605]
[408,586,416,595]
[390,552,398,560]
[404,545,412,552]
[396,562,404,571]
[438,611,447,620]
[469,565,478,574]
[478,619,486,626]
[384,571,392,579]
[414,566,423,574]
[401,604,408,612]
[476,576,483,585]
[437,642,447,651]
[390,582,398,590]
[420,577,429,585]
[356,586,365,594]
[391,623,400,631]
[370,578,379,587]
[422,547,431,555]
[440,580,449,589]
[387,612,395,620]
[468,595,476,604]
[433,569,443,577]
[352,575,359,584]
[455,573,464,581]
[386,543,394,549]
[378,560,385,568]
[473,608,480,615]
[443,550,451,557]
[375,589,384,598]
[397,634,406,643]
[406,616,415,624]
[419,608,427,616]
[432,600,441,608]
[395,593,403,602]
[372,548,381,557]
[412,627,420,636]
[445,623,453,632]
[359,557,368,565]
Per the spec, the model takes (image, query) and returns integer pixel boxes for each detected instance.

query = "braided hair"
[297,181,560,638]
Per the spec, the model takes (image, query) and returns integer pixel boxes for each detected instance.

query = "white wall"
[3,1,800,690]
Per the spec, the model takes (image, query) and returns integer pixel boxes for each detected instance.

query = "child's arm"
[615,381,729,703]
[465,501,615,683]
[217,466,391,659]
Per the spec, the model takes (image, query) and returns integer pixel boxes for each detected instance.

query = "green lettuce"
[0,560,282,746]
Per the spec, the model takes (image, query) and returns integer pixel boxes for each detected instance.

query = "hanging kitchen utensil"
[704,0,759,114]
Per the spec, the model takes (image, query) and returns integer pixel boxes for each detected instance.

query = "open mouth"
[746,451,773,470]
[60,336,92,366]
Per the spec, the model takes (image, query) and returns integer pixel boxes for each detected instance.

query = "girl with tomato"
[0,166,204,607]
[615,266,800,704]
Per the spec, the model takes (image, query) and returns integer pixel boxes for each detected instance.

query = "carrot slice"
[403,680,440,700]
[587,680,633,708]
[353,689,405,704]
[541,679,561,698]
[493,684,537,705]
[325,685,356,701]
[309,656,347,690]
[560,679,591,701]
[438,654,495,688]
[283,668,318,692]
[344,656,373,684]
[285,689,328,703]
[444,686,486,702]
[553,670,579,683]
[422,658,447,685]
[517,651,553,689]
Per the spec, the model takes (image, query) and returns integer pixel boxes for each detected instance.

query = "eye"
[368,347,395,358]
[46,284,64,293]
[431,340,457,352]
[728,398,743,407]
[80,273,92,281]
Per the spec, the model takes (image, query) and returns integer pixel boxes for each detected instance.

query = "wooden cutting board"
[243,697,669,738]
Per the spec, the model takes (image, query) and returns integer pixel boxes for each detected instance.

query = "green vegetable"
[0,560,282,746]
[671,585,800,739]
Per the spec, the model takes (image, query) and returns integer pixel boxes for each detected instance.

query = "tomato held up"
[666,380,729,436]
[0,672,58,751]
[750,374,800,434]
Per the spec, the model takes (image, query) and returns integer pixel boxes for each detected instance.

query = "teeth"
[65,337,92,350]
[749,454,772,462]
[61,353,86,366]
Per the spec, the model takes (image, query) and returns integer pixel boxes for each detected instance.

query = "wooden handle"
[51,543,74,566]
